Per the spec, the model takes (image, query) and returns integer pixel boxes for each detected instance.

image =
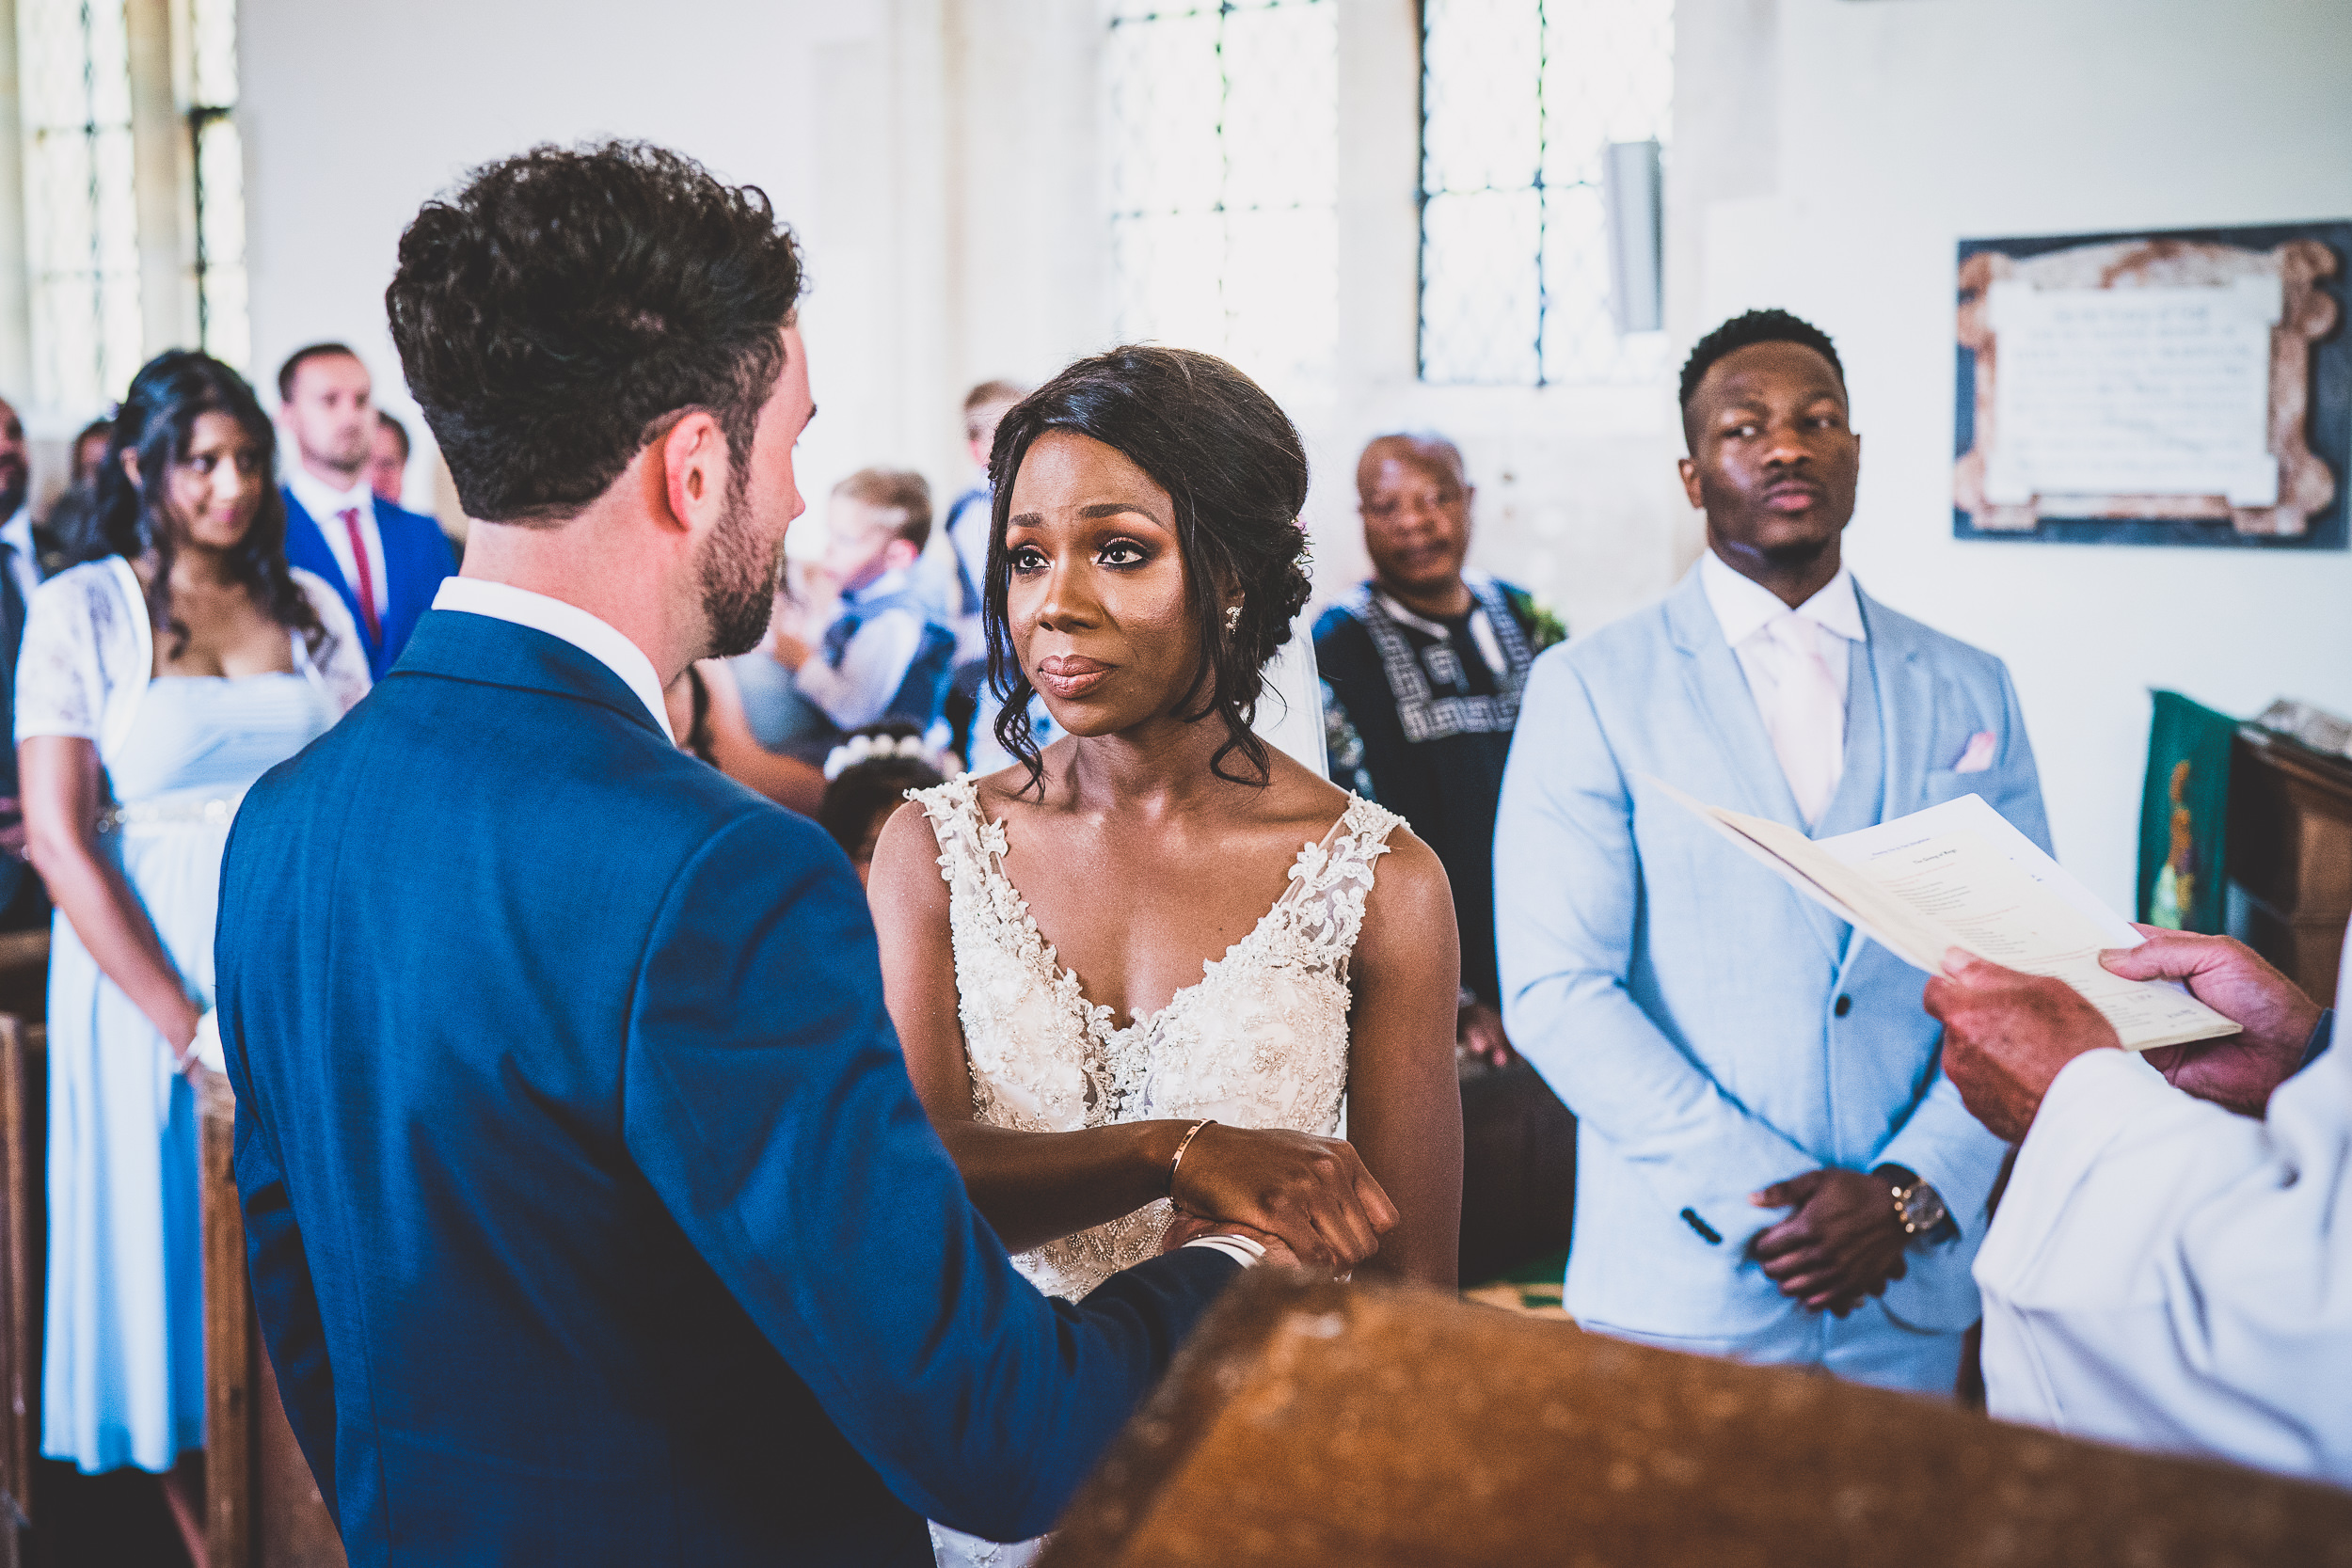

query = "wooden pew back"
[1043,1275,2352,1568]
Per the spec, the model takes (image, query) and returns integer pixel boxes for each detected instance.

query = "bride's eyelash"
[1097,538,1150,567]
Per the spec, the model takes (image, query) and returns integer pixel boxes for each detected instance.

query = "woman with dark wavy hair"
[869,345,1462,1565]
[16,350,370,1564]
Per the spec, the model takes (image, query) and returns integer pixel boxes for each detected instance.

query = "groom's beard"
[698,478,785,659]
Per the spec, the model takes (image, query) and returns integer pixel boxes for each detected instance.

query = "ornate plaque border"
[1953,220,2350,550]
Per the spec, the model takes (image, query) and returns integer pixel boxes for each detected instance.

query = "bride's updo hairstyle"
[984,345,1311,791]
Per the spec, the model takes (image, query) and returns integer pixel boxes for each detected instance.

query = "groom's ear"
[651,408,731,540]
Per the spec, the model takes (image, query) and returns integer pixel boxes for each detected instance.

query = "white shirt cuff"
[1182,1235,1266,1270]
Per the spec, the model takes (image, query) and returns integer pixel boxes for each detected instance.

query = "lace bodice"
[912,775,1402,1300]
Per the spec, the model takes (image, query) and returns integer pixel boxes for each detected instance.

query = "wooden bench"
[198,1068,345,1568]
[0,927,48,1558]
[1041,1273,2352,1567]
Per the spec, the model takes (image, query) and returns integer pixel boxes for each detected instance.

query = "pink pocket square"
[1953,732,1997,773]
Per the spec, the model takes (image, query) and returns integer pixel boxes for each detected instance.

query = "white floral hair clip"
[823,732,937,782]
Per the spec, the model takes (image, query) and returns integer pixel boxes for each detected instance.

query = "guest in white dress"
[16,352,370,1565]
[867,347,1463,1566]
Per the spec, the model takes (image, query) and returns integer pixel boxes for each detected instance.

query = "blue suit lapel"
[1661,572,1846,967]
[1856,583,1938,820]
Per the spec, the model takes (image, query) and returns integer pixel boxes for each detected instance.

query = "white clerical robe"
[1974,931,2349,1483]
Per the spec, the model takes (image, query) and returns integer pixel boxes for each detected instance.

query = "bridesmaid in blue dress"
[15,352,371,1564]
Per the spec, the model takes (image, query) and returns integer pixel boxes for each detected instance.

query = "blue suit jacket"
[1495,568,2048,1354]
[215,609,1236,1566]
[281,487,457,680]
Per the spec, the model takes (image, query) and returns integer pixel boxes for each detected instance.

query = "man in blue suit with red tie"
[276,341,456,678]
[215,143,1330,1567]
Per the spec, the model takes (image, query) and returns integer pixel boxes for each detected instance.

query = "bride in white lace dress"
[868,348,1463,1566]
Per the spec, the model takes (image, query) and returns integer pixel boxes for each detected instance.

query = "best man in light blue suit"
[1495,310,2049,1394]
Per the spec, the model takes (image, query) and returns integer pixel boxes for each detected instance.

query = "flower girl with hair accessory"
[818,720,947,884]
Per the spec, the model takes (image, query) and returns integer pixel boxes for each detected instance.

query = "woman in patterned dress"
[867,352,1462,1561]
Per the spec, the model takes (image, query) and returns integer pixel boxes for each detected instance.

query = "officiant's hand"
[1160,1213,1304,1274]
[1927,949,2118,1142]
[2114,929,2319,1117]
[1169,1125,1397,1273]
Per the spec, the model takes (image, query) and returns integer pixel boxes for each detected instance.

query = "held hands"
[1748,1168,1908,1317]
[1159,1212,1303,1273]
[1169,1124,1399,1275]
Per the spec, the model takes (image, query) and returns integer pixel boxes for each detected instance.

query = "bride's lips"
[1034,654,1114,701]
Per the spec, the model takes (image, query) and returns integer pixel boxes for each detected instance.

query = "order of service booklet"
[1651,781,2238,1053]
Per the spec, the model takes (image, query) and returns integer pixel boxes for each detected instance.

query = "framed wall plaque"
[1954,220,2349,549]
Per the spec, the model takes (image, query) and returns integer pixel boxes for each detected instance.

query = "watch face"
[1902,1183,1948,1235]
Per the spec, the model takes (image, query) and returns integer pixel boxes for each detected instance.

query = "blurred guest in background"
[728,557,839,763]
[34,418,119,577]
[18,351,372,1566]
[1928,927,2345,1483]
[768,467,954,756]
[0,393,52,927]
[277,341,457,678]
[664,656,824,813]
[924,378,1028,762]
[370,409,412,505]
[69,417,110,490]
[1496,309,2045,1395]
[1316,433,1561,1068]
[816,720,946,884]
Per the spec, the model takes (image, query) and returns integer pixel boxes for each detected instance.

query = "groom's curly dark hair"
[387,140,806,526]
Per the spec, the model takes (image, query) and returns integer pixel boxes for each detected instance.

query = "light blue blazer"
[1495,566,2048,1369]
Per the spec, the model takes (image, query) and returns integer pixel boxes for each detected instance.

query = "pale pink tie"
[1761,612,1844,828]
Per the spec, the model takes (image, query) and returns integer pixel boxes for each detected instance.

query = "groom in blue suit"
[1496,310,2047,1395]
[215,143,1274,1567]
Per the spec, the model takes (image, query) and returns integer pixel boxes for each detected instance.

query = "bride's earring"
[1224,603,1243,634]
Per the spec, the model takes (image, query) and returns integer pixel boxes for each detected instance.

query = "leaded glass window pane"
[1105,0,1338,387]
[187,0,247,372]
[18,0,143,413]
[1421,0,1674,387]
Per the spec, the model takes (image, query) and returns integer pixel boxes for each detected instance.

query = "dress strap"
[1273,794,1405,969]
[908,774,1003,887]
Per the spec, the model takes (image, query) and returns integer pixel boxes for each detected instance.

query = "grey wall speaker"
[1604,139,1663,335]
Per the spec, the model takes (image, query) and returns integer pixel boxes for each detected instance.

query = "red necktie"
[341,507,382,645]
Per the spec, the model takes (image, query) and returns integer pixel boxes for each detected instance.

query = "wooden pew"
[1041,1273,2352,1567]
[0,928,46,1557]
[0,1015,40,1560]
[198,1068,345,1568]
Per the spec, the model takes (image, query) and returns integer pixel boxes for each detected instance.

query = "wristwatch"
[1882,1167,1949,1239]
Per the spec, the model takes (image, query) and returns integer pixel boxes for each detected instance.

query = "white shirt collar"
[1698,547,1867,648]
[285,465,373,525]
[430,578,675,743]
[0,503,29,553]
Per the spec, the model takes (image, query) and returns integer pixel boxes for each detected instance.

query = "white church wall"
[238,0,2351,916]
[238,0,933,532]
[1686,0,2352,911]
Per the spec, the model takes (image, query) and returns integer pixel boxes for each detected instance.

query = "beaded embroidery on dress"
[911,773,1403,1300]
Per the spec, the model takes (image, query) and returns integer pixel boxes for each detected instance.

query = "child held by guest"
[769,468,956,754]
